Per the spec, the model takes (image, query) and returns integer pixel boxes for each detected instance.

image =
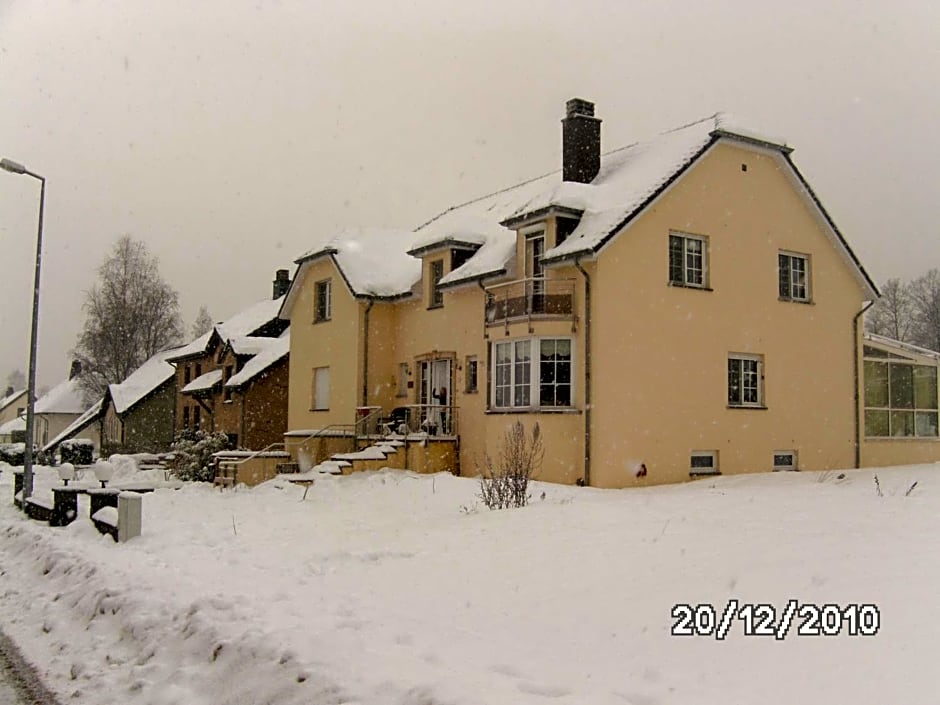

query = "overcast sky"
[1,0,938,389]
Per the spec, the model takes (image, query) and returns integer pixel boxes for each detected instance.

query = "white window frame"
[728,353,764,408]
[490,337,573,410]
[669,232,708,288]
[690,450,719,476]
[863,355,939,438]
[313,366,330,410]
[314,279,332,322]
[397,363,409,398]
[429,259,445,308]
[778,251,811,302]
[773,450,798,472]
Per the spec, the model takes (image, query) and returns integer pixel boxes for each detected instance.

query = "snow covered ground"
[0,460,937,704]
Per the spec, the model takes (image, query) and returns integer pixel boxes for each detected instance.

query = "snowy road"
[0,630,58,705]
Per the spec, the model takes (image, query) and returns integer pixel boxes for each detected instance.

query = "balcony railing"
[484,277,575,326]
[378,404,458,438]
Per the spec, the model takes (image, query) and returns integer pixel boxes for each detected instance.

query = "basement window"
[690,450,719,476]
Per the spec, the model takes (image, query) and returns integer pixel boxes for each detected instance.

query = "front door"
[418,358,452,434]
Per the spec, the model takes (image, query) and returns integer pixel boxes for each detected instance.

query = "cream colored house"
[278,99,937,488]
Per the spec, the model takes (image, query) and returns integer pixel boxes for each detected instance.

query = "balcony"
[484,278,575,326]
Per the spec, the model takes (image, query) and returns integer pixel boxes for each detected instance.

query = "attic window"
[452,248,474,271]
[556,217,579,247]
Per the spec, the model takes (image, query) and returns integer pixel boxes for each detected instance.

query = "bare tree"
[909,269,940,352]
[191,305,214,338]
[74,236,183,399]
[478,421,544,510]
[865,278,914,342]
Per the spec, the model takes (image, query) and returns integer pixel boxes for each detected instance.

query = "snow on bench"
[91,506,118,527]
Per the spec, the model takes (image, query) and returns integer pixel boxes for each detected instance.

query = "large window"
[728,354,763,407]
[314,279,332,322]
[864,357,938,437]
[313,367,330,410]
[779,252,811,302]
[669,233,708,288]
[492,338,571,410]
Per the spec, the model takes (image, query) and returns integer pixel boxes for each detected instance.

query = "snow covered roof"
[108,347,179,415]
[295,228,421,299]
[0,415,25,435]
[182,369,223,394]
[34,377,87,415]
[226,332,290,389]
[0,388,26,415]
[864,333,940,360]
[43,398,104,451]
[227,336,277,356]
[167,296,285,361]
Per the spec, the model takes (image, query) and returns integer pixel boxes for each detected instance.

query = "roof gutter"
[362,297,375,407]
[854,300,876,468]
[574,256,591,487]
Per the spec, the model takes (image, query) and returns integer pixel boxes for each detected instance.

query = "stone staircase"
[312,438,407,475]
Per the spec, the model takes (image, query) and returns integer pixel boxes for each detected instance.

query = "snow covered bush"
[169,430,231,482]
[0,443,25,466]
[60,438,95,465]
[478,421,544,510]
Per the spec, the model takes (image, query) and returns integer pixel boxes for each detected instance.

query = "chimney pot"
[272,269,291,299]
[562,97,602,184]
[3,386,13,398]
[69,359,82,380]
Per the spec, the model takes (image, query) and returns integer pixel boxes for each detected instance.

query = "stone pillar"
[117,492,142,543]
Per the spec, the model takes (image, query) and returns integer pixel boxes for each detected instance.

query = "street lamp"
[1,157,45,502]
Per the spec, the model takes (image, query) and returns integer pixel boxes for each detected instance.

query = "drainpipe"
[853,300,875,469]
[362,297,375,407]
[574,257,591,487]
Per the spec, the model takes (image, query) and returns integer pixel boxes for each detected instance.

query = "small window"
[313,367,330,410]
[728,354,764,407]
[184,365,191,384]
[779,252,811,302]
[397,363,409,397]
[315,279,332,322]
[182,406,190,429]
[690,451,719,476]
[669,233,708,288]
[429,259,444,308]
[193,405,201,430]
[195,363,202,378]
[226,433,239,448]
[465,356,478,394]
[773,451,797,472]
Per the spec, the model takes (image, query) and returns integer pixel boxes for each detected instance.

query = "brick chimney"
[3,386,12,398]
[272,269,291,299]
[69,359,82,380]
[562,98,602,184]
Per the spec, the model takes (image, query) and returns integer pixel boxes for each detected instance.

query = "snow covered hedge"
[60,438,95,465]
[170,430,231,482]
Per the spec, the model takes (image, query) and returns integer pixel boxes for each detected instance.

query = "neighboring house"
[43,398,104,456]
[32,363,91,449]
[98,347,181,454]
[167,273,290,448]
[860,333,939,467]
[279,98,916,488]
[0,387,27,428]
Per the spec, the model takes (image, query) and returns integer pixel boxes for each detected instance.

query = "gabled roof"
[34,377,86,415]
[226,331,290,389]
[282,229,421,319]
[43,398,104,452]
[182,369,223,394]
[167,296,285,362]
[0,388,26,415]
[296,228,420,297]
[108,347,179,415]
[412,113,877,299]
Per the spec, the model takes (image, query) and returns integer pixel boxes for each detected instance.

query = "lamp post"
[1,157,45,502]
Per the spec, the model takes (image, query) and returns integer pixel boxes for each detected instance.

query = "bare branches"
[478,421,544,510]
[866,269,940,353]
[73,236,183,401]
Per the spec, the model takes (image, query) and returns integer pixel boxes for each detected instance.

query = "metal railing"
[484,277,575,325]
[379,403,458,438]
